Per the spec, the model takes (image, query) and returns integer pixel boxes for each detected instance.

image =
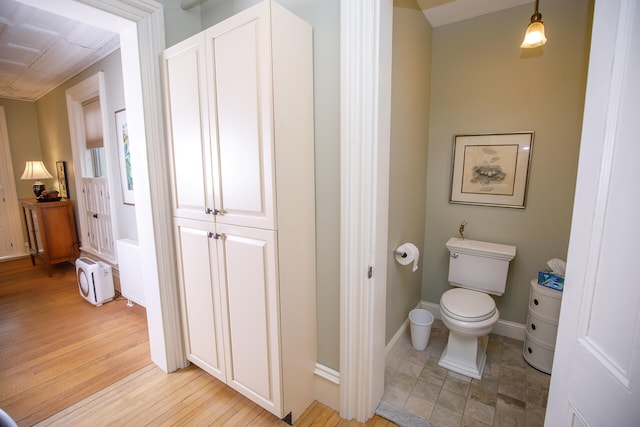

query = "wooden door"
[163,33,216,222]
[174,218,226,382]
[546,1,640,425]
[216,223,282,417]
[205,2,276,230]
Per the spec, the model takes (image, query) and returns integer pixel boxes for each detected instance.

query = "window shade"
[83,98,104,149]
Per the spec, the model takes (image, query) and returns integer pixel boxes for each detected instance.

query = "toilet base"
[438,333,489,380]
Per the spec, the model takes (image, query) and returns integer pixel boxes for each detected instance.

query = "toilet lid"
[440,288,496,321]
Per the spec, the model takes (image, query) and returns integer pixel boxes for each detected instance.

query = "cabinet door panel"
[217,224,281,415]
[175,219,226,381]
[206,3,275,230]
[163,34,215,222]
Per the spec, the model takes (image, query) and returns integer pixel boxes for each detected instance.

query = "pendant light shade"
[521,0,547,48]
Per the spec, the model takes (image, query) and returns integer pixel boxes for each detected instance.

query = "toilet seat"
[440,288,496,322]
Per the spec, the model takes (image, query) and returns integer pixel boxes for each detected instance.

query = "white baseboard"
[314,363,340,412]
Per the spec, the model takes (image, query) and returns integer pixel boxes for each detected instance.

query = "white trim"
[315,363,340,385]
[340,0,393,422]
[419,300,526,341]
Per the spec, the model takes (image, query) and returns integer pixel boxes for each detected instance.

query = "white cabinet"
[163,1,316,423]
[523,280,563,374]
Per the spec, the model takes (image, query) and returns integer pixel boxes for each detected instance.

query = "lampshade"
[21,161,53,197]
[521,0,547,48]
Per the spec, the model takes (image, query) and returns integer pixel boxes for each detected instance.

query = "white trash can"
[409,308,434,351]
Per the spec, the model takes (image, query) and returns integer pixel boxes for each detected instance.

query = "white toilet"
[438,237,516,379]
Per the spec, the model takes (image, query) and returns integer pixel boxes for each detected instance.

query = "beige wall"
[0,98,43,199]
[422,0,593,324]
[386,1,432,343]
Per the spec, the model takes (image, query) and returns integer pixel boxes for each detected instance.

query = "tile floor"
[383,319,551,427]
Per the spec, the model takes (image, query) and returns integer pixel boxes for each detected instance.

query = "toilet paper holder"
[394,249,408,258]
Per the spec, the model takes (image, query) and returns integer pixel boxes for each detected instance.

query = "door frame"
[339,0,393,421]
[65,71,118,263]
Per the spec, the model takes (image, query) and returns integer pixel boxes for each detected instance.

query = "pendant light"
[521,0,547,48]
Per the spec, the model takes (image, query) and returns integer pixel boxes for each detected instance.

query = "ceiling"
[0,0,531,102]
[0,0,119,102]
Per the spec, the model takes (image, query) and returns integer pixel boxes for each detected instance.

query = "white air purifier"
[76,257,114,306]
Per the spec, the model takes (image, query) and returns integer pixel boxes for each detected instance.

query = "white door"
[0,107,24,259]
[174,217,226,382]
[162,33,215,222]
[82,178,115,259]
[216,223,282,417]
[205,2,275,230]
[545,1,639,425]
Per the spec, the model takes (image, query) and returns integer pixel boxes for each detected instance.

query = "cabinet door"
[205,2,276,230]
[174,218,226,382]
[216,223,282,416]
[163,33,216,222]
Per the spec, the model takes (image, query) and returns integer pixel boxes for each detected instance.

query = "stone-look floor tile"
[412,379,442,402]
[437,388,467,413]
[463,398,495,426]
[526,382,549,408]
[403,394,435,420]
[469,379,498,406]
[525,403,546,427]
[398,360,424,378]
[461,414,492,427]
[498,378,527,402]
[495,393,527,427]
[382,332,549,427]
[419,364,447,386]
[500,365,525,382]
[443,371,472,396]
[382,384,410,408]
[431,403,463,427]
[404,349,430,367]
[388,371,418,392]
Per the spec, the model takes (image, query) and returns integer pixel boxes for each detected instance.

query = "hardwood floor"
[0,258,397,426]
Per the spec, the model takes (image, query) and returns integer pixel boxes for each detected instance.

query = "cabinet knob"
[93,214,98,218]
[207,232,222,239]
[533,299,539,305]
[531,323,536,331]
[205,208,221,216]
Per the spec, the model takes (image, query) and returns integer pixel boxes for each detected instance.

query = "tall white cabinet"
[162,1,316,423]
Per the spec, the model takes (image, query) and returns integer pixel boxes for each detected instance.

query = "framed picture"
[56,161,69,198]
[449,132,534,208]
[115,108,134,205]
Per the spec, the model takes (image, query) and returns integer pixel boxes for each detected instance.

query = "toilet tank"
[446,237,516,296]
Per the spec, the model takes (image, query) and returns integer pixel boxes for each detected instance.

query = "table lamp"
[21,161,53,198]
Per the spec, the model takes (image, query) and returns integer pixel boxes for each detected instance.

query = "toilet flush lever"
[450,252,459,258]
[459,221,467,239]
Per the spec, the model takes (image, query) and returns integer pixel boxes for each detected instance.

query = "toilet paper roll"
[395,243,420,272]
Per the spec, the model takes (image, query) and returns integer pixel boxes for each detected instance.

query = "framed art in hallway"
[115,108,134,205]
[56,160,69,199]
[449,132,534,208]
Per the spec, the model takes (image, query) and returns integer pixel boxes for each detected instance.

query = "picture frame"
[115,108,134,205]
[56,160,69,199]
[449,132,534,208]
